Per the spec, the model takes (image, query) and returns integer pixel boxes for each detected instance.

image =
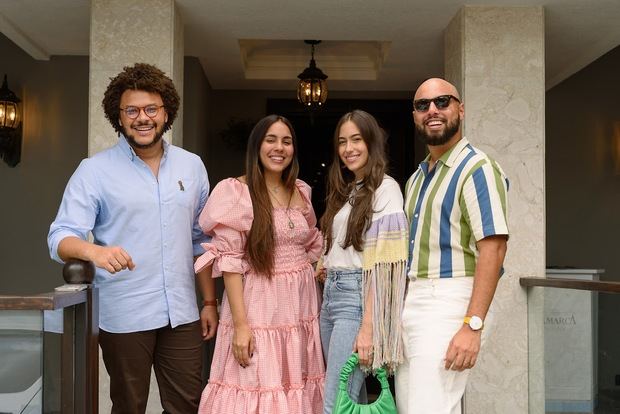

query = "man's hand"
[444,325,481,371]
[90,245,135,274]
[58,237,135,274]
[200,305,218,341]
[354,323,374,366]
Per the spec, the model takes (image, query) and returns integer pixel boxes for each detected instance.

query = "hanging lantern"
[0,75,20,129]
[297,40,328,108]
[0,74,22,167]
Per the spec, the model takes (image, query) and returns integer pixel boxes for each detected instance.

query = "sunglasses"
[413,95,460,112]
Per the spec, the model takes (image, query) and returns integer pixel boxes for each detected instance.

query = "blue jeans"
[320,268,367,414]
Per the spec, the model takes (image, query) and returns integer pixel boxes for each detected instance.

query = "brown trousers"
[99,321,203,414]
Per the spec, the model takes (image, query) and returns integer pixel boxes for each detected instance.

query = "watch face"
[470,316,483,330]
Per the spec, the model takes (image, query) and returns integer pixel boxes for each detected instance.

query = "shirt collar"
[441,137,469,168]
[420,137,470,174]
[117,134,170,161]
[162,139,170,160]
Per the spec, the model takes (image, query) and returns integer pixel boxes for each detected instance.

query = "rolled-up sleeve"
[47,160,100,263]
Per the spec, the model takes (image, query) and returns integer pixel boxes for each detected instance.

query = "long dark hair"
[320,110,387,253]
[245,115,299,276]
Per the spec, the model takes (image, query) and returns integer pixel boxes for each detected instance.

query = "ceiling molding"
[2,1,620,90]
[239,39,390,81]
[0,12,49,61]
[546,38,620,90]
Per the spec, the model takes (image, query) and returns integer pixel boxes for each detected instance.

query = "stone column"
[89,1,183,411]
[445,6,545,414]
[89,0,184,156]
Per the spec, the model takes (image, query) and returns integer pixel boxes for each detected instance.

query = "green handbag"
[332,353,398,414]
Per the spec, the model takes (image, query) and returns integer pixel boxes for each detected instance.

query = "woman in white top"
[318,110,409,414]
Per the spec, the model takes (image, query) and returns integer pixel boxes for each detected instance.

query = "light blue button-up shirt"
[48,137,210,333]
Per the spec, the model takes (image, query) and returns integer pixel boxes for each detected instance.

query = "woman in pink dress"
[194,115,325,413]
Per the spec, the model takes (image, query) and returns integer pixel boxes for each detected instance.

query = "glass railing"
[0,260,98,414]
[0,310,44,413]
[522,271,620,414]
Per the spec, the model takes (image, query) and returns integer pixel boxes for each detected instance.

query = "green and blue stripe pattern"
[404,138,509,279]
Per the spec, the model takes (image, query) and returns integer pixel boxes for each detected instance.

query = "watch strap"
[464,316,484,330]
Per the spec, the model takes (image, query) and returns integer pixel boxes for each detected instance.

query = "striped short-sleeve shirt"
[404,137,509,279]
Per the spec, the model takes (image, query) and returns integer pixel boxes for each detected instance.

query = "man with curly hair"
[48,63,218,413]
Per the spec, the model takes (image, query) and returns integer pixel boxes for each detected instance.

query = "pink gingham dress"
[195,178,325,414]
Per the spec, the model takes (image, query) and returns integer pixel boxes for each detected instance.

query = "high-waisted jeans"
[319,268,367,414]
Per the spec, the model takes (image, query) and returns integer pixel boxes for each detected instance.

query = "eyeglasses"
[120,105,164,119]
[413,95,460,112]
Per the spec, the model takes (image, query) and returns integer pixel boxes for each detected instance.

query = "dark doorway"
[266,99,416,219]
[266,99,414,400]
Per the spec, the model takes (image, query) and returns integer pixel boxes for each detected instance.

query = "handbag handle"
[338,353,390,390]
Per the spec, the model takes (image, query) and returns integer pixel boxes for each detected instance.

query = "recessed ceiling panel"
[239,39,390,81]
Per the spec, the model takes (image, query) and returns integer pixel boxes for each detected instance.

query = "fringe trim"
[362,260,407,375]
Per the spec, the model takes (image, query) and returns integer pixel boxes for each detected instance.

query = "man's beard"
[123,121,165,150]
[415,116,460,146]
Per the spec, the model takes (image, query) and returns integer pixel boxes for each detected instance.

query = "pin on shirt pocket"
[174,178,194,209]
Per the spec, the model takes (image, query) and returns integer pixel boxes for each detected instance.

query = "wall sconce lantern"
[297,40,328,108]
[0,74,22,167]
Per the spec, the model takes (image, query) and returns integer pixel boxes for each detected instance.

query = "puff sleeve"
[194,178,253,277]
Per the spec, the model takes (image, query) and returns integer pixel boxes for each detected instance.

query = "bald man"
[395,78,509,414]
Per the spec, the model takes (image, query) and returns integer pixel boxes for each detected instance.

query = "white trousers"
[395,277,492,414]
